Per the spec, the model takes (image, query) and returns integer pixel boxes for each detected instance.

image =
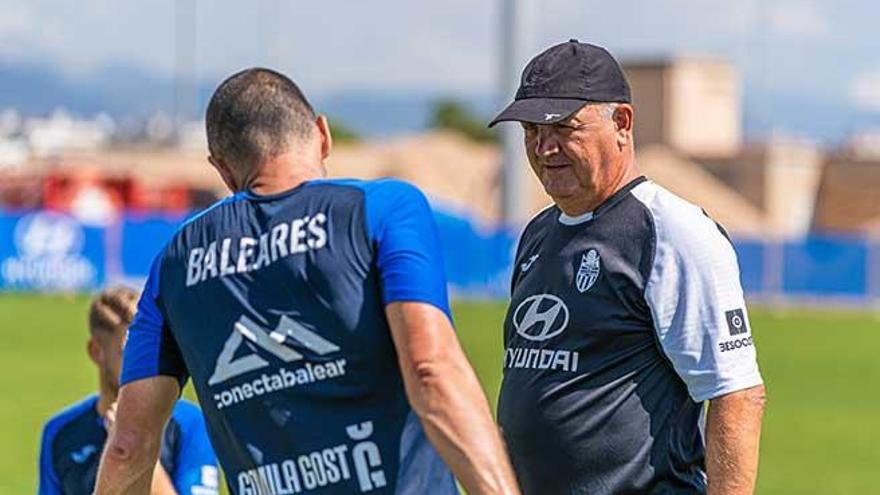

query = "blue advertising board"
[0,212,106,291]
[0,208,877,302]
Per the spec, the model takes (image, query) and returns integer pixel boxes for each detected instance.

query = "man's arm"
[94,376,180,495]
[386,302,520,495]
[637,197,765,493]
[101,400,179,495]
[706,385,766,495]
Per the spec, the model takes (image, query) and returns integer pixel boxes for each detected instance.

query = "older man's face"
[522,104,623,205]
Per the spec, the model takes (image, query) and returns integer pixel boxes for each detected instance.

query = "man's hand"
[150,463,178,495]
[386,302,521,495]
[102,401,117,432]
[94,376,180,495]
[706,384,767,495]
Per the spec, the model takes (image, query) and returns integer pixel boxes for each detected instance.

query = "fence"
[1,209,878,304]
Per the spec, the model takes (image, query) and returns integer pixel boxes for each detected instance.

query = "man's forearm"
[409,349,520,495]
[95,378,180,495]
[706,385,767,495]
[94,428,161,495]
[387,302,520,495]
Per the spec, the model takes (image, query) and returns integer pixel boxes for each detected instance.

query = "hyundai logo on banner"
[0,212,101,290]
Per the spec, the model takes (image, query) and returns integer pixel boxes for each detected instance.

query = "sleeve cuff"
[689,372,764,402]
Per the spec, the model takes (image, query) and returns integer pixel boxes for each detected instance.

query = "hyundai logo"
[512,294,569,342]
[14,212,83,258]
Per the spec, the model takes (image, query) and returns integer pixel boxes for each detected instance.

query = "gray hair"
[205,68,316,172]
[596,103,619,120]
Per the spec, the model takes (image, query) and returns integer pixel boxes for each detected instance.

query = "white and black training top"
[498,176,763,495]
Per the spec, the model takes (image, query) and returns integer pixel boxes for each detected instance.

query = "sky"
[1,0,878,135]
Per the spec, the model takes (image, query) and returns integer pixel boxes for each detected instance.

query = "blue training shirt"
[38,396,219,495]
[120,178,458,495]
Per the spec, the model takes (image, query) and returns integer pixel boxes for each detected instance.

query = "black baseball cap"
[489,39,631,127]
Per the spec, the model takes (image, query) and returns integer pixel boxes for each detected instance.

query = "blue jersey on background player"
[38,397,217,495]
[37,286,218,495]
[122,178,457,494]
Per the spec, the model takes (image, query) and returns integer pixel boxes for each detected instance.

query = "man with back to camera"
[488,40,767,494]
[37,287,218,495]
[94,68,521,495]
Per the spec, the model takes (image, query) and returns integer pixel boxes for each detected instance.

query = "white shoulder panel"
[631,181,763,402]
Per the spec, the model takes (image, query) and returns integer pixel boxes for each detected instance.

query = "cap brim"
[488,98,586,127]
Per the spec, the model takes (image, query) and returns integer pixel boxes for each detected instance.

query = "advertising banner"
[0,212,106,291]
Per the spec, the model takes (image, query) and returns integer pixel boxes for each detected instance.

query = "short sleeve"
[120,252,189,388]
[170,402,220,495]
[641,193,763,402]
[37,423,62,495]
[364,180,451,318]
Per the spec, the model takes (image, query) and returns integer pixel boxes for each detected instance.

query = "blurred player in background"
[489,40,766,494]
[94,68,519,495]
[37,287,219,495]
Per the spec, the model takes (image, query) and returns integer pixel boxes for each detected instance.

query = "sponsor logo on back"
[236,421,387,494]
[209,314,347,410]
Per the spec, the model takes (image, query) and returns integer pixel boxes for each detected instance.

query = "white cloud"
[851,71,880,111]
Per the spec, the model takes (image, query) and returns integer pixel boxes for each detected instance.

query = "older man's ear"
[613,104,634,149]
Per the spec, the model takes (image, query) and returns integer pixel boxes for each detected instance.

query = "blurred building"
[328,132,768,236]
[0,138,29,170]
[698,139,824,238]
[0,109,28,169]
[624,58,742,157]
[845,130,880,159]
[622,58,839,239]
[25,109,114,157]
[0,149,220,223]
[812,153,880,235]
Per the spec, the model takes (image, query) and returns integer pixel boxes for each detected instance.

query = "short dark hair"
[89,286,138,335]
[205,68,316,171]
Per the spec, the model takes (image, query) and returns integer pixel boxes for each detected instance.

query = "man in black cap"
[490,40,767,495]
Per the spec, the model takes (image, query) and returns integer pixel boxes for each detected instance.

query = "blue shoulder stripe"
[179,192,247,230]
[170,399,203,426]
[305,177,420,241]
[42,395,99,439]
[39,395,100,492]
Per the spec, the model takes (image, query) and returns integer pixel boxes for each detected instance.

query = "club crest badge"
[576,249,601,293]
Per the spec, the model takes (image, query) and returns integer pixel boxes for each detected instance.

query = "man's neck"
[556,159,640,217]
[247,169,325,196]
[244,153,327,196]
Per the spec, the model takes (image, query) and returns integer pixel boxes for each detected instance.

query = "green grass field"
[1,294,877,494]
